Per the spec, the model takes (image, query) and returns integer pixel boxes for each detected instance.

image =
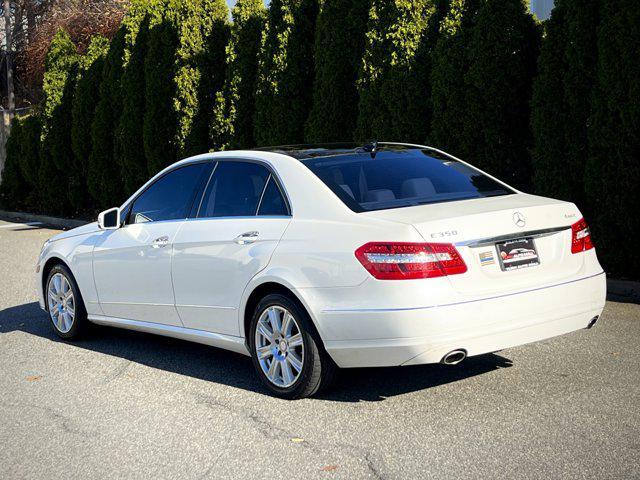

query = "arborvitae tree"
[38,29,79,215]
[354,0,447,143]
[88,27,127,209]
[143,17,179,175]
[304,0,371,143]
[0,119,29,210]
[531,0,600,206]
[430,0,541,190]
[210,0,265,150]
[430,0,480,157]
[181,0,230,156]
[17,115,43,208]
[70,35,109,212]
[254,0,319,146]
[117,14,153,195]
[585,0,640,278]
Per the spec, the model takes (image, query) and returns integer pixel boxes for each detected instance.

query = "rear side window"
[129,163,208,224]
[199,162,271,217]
[258,177,289,216]
[302,149,513,212]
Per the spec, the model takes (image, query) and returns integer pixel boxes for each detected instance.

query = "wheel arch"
[240,279,325,348]
[41,256,80,312]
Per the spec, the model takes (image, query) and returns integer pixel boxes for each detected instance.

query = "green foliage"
[254,0,319,146]
[430,0,541,190]
[354,0,447,143]
[117,14,153,195]
[211,0,265,150]
[0,119,30,210]
[305,0,371,143]
[585,0,640,278]
[531,0,600,206]
[39,29,79,215]
[17,115,43,205]
[181,0,230,156]
[143,17,179,175]
[88,27,127,209]
[70,35,110,212]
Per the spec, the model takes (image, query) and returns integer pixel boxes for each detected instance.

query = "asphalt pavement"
[0,218,638,479]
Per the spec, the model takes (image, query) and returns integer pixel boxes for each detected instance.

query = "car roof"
[254,142,430,160]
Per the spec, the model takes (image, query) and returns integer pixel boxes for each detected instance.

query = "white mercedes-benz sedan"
[36,143,606,398]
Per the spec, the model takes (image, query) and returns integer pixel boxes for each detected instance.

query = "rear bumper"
[315,272,606,368]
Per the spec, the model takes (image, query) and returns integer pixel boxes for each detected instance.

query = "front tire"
[45,264,88,340]
[249,294,336,399]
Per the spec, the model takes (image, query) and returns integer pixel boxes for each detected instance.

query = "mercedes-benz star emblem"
[513,211,526,228]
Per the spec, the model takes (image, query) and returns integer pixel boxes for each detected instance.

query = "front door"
[93,162,211,325]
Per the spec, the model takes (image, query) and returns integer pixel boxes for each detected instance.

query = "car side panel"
[37,229,102,316]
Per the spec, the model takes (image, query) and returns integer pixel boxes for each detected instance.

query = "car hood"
[49,221,100,243]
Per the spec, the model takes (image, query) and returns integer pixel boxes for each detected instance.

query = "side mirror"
[98,207,121,230]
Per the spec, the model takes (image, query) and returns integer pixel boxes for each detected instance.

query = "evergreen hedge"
[175,0,230,158]
[70,35,110,212]
[17,115,43,208]
[585,0,640,277]
[143,18,179,176]
[0,119,30,210]
[211,0,265,150]
[531,0,600,206]
[254,0,319,146]
[1,0,638,279]
[88,27,127,208]
[39,29,79,215]
[305,0,371,143]
[355,0,446,143]
[430,0,541,190]
[116,10,155,196]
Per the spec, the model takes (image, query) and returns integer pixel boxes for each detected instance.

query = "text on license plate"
[495,237,540,271]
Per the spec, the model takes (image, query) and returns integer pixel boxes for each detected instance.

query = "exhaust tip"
[587,315,599,329]
[441,349,467,365]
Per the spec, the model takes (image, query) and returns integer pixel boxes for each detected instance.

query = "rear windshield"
[301,149,513,212]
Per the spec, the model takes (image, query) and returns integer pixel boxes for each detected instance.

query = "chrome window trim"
[195,158,292,220]
[255,173,271,216]
[123,159,214,225]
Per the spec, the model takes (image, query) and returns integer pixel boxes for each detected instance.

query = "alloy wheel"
[254,305,305,388]
[47,273,75,334]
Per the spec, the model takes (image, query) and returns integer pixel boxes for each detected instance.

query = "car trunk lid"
[361,193,585,296]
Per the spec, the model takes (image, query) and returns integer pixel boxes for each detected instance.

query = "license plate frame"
[495,237,540,271]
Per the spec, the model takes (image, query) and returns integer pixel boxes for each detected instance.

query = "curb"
[607,279,640,304]
[0,209,88,230]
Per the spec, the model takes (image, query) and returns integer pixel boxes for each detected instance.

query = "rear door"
[172,161,291,335]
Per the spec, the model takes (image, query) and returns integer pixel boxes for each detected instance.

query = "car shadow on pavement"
[0,302,512,402]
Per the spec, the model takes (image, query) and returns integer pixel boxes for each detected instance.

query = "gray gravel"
[1,219,639,480]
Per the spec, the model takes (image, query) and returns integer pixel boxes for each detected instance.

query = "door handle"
[234,231,259,245]
[152,235,170,248]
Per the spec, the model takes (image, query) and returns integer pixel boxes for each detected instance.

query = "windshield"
[301,148,514,212]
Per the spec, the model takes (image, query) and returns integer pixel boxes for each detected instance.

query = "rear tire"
[249,293,336,399]
[45,264,88,340]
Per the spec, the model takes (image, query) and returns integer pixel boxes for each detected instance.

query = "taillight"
[571,218,594,254]
[355,242,467,280]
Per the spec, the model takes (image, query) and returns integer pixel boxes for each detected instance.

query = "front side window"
[302,149,513,212]
[199,162,271,218]
[129,163,208,224]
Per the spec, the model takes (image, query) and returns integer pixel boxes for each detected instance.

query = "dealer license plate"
[495,238,540,271]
